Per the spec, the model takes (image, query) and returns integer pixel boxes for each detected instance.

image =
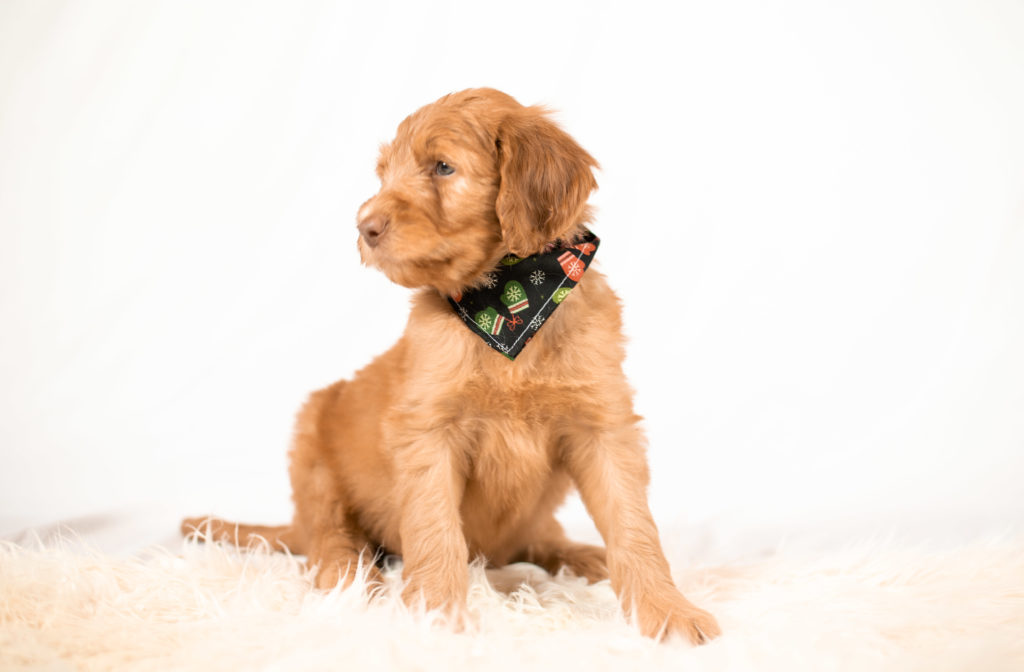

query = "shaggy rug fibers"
[2,531,1023,671]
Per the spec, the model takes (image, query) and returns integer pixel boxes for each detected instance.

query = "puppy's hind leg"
[512,515,608,583]
[289,381,384,590]
[292,462,383,591]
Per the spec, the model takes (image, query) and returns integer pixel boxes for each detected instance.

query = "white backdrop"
[2,0,1022,544]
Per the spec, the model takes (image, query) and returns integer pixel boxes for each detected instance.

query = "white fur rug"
[2,532,1023,671]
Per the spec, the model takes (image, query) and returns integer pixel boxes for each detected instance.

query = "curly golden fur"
[183,88,720,644]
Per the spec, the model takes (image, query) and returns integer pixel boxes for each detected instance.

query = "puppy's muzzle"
[358,214,389,248]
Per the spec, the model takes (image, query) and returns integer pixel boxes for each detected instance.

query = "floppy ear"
[495,108,598,256]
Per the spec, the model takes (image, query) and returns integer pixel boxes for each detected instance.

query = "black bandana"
[448,231,600,360]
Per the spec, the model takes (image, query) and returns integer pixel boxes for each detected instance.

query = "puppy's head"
[356,88,598,295]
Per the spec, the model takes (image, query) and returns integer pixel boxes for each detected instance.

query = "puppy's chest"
[458,374,568,487]
[467,425,552,485]
[460,414,556,542]
[461,370,582,430]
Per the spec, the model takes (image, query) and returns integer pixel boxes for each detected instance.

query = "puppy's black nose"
[358,214,389,247]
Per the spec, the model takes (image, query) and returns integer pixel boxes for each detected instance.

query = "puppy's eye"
[435,161,455,176]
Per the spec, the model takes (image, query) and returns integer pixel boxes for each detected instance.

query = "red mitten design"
[557,251,585,281]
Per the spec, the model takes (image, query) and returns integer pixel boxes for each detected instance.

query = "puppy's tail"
[181,516,306,554]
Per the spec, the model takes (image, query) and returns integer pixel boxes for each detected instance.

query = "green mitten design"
[552,287,573,304]
[500,281,529,314]
[474,306,505,335]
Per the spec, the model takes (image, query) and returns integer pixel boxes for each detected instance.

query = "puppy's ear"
[496,108,598,256]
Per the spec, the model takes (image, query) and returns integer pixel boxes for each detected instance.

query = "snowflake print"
[497,343,511,353]
[505,284,524,302]
[529,315,545,331]
[476,313,493,330]
[482,272,498,289]
[566,259,584,276]
[529,269,546,286]
[457,305,470,320]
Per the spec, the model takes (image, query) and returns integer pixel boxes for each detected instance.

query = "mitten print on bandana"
[557,250,586,281]
[572,241,596,255]
[501,281,529,314]
[448,231,600,360]
[475,307,505,335]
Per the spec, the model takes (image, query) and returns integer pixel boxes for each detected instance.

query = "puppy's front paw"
[636,594,721,645]
[400,571,469,628]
